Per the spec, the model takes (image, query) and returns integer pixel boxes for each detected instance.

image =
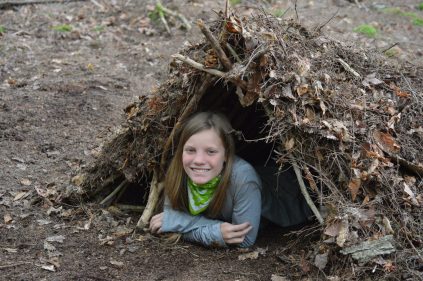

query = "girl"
[149,112,262,247]
[149,112,312,247]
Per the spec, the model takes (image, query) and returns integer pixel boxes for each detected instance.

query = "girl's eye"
[207,150,217,155]
[184,147,195,153]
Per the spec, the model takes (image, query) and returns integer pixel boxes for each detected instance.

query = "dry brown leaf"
[110,259,124,268]
[271,275,289,281]
[71,174,84,186]
[336,219,349,247]
[324,220,342,237]
[226,16,242,33]
[238,251,259,261]
[13,191,29,201]
[403,182,419,206]
[296,84,309,96]
[314,252,328,270]
[382,216,394,234]
[383,260,396,272]
[4,213,13,224]
[373,130,400,154]
[204,49,218,68]
[20,178,31,186]
[389,83,411,98]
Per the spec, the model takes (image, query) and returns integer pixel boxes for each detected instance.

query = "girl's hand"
[149,212,163,234]
[220,222,252,245]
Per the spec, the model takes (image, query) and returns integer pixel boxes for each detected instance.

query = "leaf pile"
[71,10,423,279]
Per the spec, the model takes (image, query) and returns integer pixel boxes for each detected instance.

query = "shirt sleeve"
[161,198,226,247]
[231,180,262,248]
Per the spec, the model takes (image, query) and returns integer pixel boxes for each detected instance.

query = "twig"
[160,5,191,30]
[225,43,242,63]
[197,20,232,70]
[294,0,299,21]
[225,0,229,18]
[115,204,145,212]
[316,9,339,32]
[136,172,164,229]
[338,58,361,78]
[0,0,84,9]
[99,180,128,207]
[291,158,324,225]
[89,0,104,10]
[389,155,423,177]
[172,54,226,77]
[92,173,121,198]
[403,231,423,263]
[0,262,32,269]
[381,42,399,54]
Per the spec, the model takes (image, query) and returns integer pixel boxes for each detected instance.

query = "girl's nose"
[193,151,205,164]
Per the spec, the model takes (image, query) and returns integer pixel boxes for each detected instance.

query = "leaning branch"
[99,180,128,208]
[172,54,226,77]
[197,20,232,70]
[136,172,164,229]
[291,158,324,225]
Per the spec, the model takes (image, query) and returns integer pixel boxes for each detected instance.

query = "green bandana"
[187,175,221,215]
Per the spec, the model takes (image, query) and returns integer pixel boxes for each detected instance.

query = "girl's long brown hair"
[164,112,235,218]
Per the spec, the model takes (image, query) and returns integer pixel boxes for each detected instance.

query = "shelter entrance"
[197,82,313,228]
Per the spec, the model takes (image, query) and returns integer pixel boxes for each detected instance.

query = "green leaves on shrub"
[0,26,5,34]
[52,24,73,32]
[353,24,377,37]
[418,3,423,10]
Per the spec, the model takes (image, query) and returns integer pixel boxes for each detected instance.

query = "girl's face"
[182,129,226,185]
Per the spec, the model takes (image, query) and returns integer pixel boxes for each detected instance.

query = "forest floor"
[1,0,422,280]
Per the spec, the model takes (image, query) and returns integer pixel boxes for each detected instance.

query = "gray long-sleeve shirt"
[161,157,262,248]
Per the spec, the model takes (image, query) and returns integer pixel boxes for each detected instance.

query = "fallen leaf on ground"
[373,130,400,154]
[110,259,124,267]
[238,251,259,260]
[44,241,56,252]
[3,248,18,253]
[4,213,13,224]
[336,219,349,247]
[40,264,55,272]
[348,177,361,202]
[314,252,328,270]
[20,178,32,186]
[46,235,66,243]
[324,220,342,237]
[37,219,52,225]
[13,191,30,201]
[271,275,289,281]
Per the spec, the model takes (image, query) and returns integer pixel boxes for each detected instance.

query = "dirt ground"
[1,0,422,280]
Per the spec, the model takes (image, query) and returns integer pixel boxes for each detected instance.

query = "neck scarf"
[187,175,221,215]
